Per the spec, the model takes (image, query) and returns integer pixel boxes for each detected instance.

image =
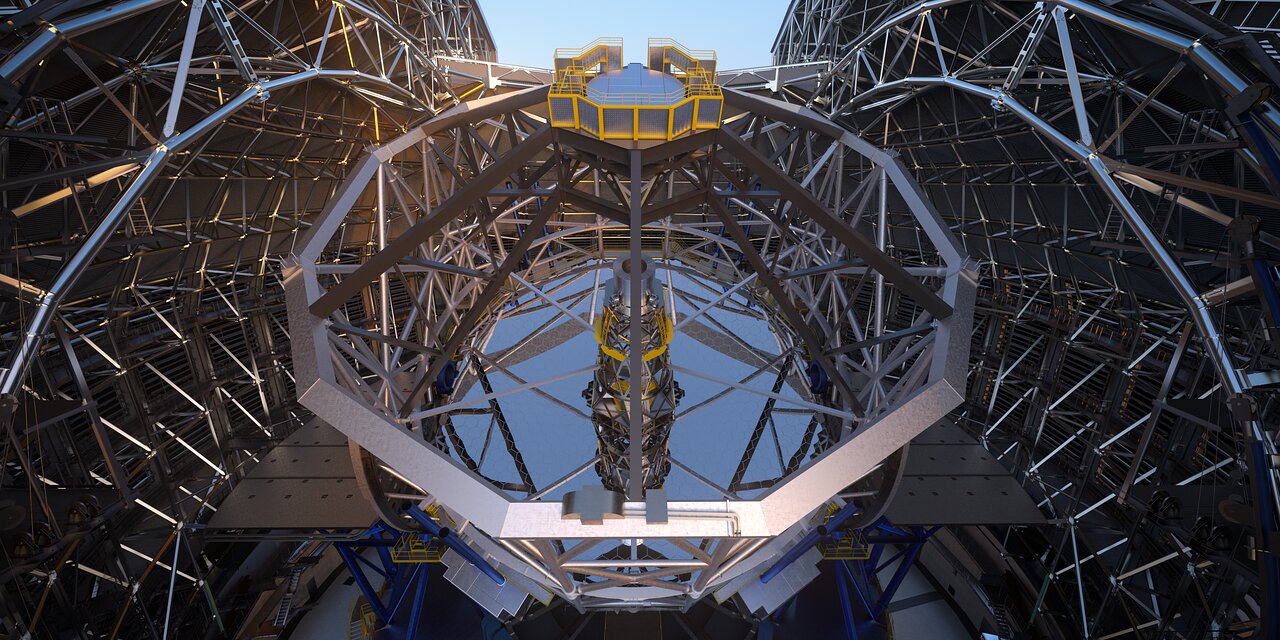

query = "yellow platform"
[548,38,722,142]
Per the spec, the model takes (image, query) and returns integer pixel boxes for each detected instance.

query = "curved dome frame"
[772,0,1280,635]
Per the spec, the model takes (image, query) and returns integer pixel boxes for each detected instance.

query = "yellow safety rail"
[593,306,673,363]
[553,37,623,75]
[390,534,445,563]
[349,601,377,640]
[548,38,722,142]
[810,502,872,560]
[647,38,717,76]
[389,504,452,563]
[819,531,872,561]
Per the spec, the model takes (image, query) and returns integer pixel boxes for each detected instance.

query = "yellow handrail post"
[547,38,721,143]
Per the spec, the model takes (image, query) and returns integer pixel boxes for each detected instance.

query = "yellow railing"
[546,93,723,141]
[819,531,872,561]
[390,534,445,563]
[388,504,453,563]
[647,38,717,76]
[553,37,622,81]
[647,38,716,61]
[554,37,624,67]
[548,38,722,142]
[349,602,377,640]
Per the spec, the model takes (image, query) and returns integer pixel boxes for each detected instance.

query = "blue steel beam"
[761,501,861,583]
[350,549,392,579]
[336,545,391,623]
[819,520,940,632]
[407,562,430,638]
[870,527,938,619]
[1239,113,1280,188]
[405,506,506,585]
[834,557,860,640]
[839,560,874,618]
[385,562,427,622]
[1254,260,1280,338]
[336,527,439,633]
[1250,442,1280,640]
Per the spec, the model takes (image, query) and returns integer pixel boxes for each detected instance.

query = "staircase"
[270,567,304,629]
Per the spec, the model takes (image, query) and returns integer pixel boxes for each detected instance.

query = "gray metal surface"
[208,423,377,529]
[440,547,535,618]
[208,478,377,530]
[886,476,1045,526]
[880,422,1046,525]
[727,547,824,615]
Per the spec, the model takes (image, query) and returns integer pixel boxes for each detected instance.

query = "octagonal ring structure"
[285,84,976,608]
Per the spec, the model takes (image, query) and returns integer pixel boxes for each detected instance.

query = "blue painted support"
[871,544,921,619]
[1250,442,1280,640]
[870,527,939,619]
[757,499,860,586]
[839,559,874,618]
[866,538,886,571]
[376,545,397,579]
[385,562,425,620]
[873,522,910,537]
[1240,113,1280,187]
[861,534,933,544]
[872,545,913,575]
[834,557,860,640]
[351,548,392,579]
[1254,259,1280,332]
[760,502,861,583]
[405,506,505,585]
[407,561,430,638]
[337,544,390,623]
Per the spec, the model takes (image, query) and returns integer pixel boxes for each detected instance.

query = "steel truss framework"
[285,81,975,608]
[772,0,1280,637]
[0,0,493,637]
[0,0,1277,636]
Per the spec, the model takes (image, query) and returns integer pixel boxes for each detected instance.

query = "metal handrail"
[553,36,623,61]
[554,71,721,103]
[647,38,717,62]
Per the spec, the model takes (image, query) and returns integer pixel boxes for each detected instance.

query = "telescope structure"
[0,4,1279,640]
[585,256,683,493]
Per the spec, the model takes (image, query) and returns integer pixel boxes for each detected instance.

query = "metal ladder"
[991,602,1015,638]
[1101,206,1124,242]
[271,568,304,629]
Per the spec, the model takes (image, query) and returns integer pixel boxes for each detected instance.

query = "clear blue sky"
[477,1,791,70]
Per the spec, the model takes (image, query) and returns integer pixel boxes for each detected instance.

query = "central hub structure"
[586,257,682,492]
[547,38,722,141]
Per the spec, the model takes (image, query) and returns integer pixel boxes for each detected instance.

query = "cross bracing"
[772,0,1280,637]
[0,0,1277,637]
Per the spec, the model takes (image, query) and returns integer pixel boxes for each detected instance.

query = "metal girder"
[0,0,497,636]
[769,0,1280,635]
[283,76,973,612]
[9,0,1279,634]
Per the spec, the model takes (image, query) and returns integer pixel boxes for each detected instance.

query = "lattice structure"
[768,0,1280,636]
[1,0,1278,636]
